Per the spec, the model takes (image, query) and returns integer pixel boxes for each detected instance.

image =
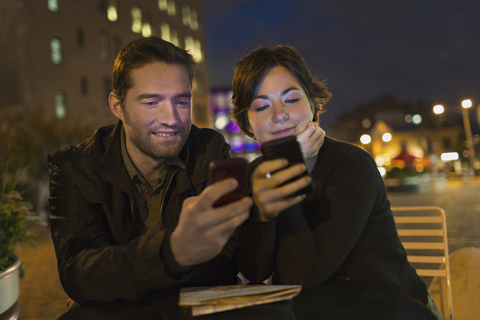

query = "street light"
[433,100,476,173]
[461,99,475,173]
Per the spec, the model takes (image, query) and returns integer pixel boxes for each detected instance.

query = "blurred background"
[0,0,479,319]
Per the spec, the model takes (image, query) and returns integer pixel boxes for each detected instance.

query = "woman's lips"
[272,126,295,136]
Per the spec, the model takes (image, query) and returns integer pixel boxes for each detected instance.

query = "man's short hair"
[112,36,196,107]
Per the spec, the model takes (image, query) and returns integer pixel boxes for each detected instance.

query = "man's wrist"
[162,230,192,277]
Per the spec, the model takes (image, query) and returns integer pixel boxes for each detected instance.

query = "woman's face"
[247,66,313,145]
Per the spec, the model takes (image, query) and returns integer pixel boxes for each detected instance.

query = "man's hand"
[252,159,311,221]
[170,179,253,267]
[296,122,326,161]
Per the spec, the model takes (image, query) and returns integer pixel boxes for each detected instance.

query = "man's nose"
[157,101,177,126]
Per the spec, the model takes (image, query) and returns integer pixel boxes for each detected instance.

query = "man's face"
[118,62,192,162]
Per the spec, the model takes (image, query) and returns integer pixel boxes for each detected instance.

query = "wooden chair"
[392,206,453,320]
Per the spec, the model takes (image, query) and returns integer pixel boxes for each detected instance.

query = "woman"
[232,45,442,319]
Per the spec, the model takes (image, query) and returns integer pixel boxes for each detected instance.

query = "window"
[76,27,84,47]
[131,7,142,33]
[182,5,191,27]
[80,77,88,96]
[160,23,171,42]
[99,31,110,61]
[170,28,178,46]
[107,0,118,21]
[190,8,198,30]
[167,0,176,16]
[185,36,202,62]
[55,91,66,119]
[50,38,63,64]
[185,36,194,57]
[194,39,202,62]
[158,0,167,11]
[48,0,59,12]
[142,12,152,37]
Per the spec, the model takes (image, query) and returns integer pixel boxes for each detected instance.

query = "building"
[0,0,211,128]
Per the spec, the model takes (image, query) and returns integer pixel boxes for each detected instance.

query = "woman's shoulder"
[324,136,373,160]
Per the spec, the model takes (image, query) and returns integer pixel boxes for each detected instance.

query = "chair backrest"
[391,206,453,320]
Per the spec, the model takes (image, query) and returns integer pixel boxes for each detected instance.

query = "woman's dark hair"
[231,45,331,139]
[112,36,196,108]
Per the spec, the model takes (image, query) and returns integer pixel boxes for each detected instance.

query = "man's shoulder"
[48,124,117,166]
[186,125,228,154]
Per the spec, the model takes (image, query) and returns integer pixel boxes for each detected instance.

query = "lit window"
[158,0,167,11]
[107,0,118,21]
[182,5,191,26]
[48,0,59,12]
[194,39,202,62]
[167,0,176,16]
[185,37,202,62]
[50,38,63,64]
[185,36,194,57]
[55,91,66,119]
[131,7,142,33]
[160,23,171,42]
[170,28,178,46]
[142,12,152,37]
[190,8,198,30]
[99,31,110,61]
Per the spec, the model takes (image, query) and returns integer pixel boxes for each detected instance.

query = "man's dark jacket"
[48,121,235,303]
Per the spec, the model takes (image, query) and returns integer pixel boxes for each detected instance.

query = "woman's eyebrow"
[252,87,300,101]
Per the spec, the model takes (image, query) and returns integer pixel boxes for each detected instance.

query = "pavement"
[11,175,480,320]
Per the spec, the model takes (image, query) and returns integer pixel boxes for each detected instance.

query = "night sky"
[201,0,480,127]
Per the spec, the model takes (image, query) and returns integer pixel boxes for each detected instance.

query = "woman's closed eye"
[285,98,299,103]
[255,104,270,112]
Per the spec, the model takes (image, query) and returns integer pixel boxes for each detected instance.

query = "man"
[48,36,252,303]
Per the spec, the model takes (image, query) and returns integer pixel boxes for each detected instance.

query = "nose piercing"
[282,112,289,121]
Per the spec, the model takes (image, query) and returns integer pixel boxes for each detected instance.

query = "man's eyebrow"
[136,93,163,101]
[135,92,192,101]
[252,87,300,101]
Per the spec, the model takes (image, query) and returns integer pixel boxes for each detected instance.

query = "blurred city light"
[412,114,422,124]
[378,167,386,177]
[441,152,459,161]
[360,134,371,144]
[404,114,412,123]
[382,133,392,142]
[462,99,472,108]
[375,156,385,166]
[433,105,444,114]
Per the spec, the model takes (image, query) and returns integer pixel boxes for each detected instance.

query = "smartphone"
[207,157,249,208]
[261,136,314,196]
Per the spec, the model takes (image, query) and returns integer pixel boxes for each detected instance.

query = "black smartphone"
[207,157,249,208]
[261,136,314,196]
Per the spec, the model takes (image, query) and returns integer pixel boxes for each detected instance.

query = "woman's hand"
[296,122,326,161]
[252,159,312,222]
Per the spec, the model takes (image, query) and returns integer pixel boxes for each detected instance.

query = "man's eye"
[177,100,190,106]
[143,101,158,107]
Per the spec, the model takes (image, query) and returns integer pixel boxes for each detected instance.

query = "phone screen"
[261,136,314,196]
[207,158,248,208]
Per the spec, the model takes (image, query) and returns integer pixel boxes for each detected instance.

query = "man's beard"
[124,116,190,160]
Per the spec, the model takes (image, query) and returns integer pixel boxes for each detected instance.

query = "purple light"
[245,141,257,152]
[228,121,240,132]
[231,141,244,152]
